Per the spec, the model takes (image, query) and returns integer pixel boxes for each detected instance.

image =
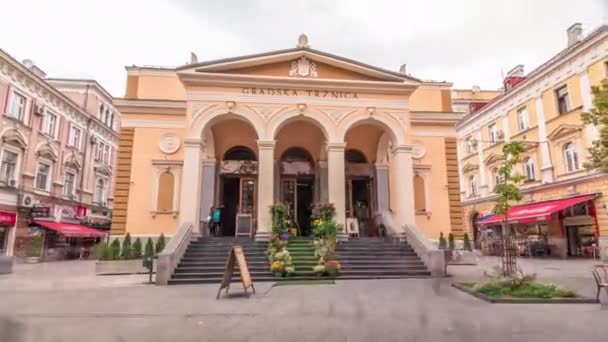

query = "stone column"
[535,96,555,183]
[256,140,275,241]
[580,71,599,145]
[391,145,415,228]
[327,143,346,228]
[179,139,204,233]
[375,163,390,212]
[198,158,217,236]
[318,160,329,202]
[476,131,488,196]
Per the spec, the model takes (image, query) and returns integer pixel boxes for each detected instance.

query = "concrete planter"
[0,256,14,274]
[452,283,598,304]
[95,259,155,275]
[448,250,479,265]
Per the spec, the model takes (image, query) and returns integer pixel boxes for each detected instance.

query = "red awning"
[0,211,17,226]
[34,220,107,237]
[479,194,596,226]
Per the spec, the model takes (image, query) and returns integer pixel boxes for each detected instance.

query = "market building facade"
[456,24,608,259]
[0,49,118,258]
[112,35,464,243]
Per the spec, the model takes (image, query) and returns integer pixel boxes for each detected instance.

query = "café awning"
[478,194,596,226]
[34,220,107,237]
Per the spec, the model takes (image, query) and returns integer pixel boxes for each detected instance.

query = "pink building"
[0,49,118,258]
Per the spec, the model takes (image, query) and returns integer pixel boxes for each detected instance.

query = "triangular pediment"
[462,163,479,173]
[483,153,504,166]
[177,48,420,84]
[547,124,583,140]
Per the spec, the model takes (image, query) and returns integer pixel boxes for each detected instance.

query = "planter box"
[95,259,156,275]
[452,283,598,304]
[448,250,479,265]
[0,256,14,274]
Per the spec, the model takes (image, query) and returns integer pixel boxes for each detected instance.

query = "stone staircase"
[168,237,430,285]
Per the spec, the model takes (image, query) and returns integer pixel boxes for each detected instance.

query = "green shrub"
[155,233,166,253]
[312,202,336,221]
[121,233,133,259]
[438,232,447,249]
[27,235,43,257]
[132,238,143,258]
[110,238,121,260]
[144,237,154,258]
[95,241,111,260]
[463,233,472,251]
[448,232,455,250]
[270,202,289,234]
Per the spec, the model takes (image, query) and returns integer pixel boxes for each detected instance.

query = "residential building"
[0,50,118,257]
[456,24,608,259]
[451,86,502,114]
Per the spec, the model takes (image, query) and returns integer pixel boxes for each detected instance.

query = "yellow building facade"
[111,36,463,242]
[457,24,608,258]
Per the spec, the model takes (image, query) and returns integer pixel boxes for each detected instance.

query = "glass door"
[281,179,297,227]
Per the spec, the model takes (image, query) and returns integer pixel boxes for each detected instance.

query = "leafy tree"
[438,232,447,249]
[110,238,121,260]
[494,141,525,275]
[463,233,472,252]
[448,232,455,250]
[121,233,132,259]
[144,238,154,258]
[155,233,166,254]
[132,238,143,258]
[581,80,608,171]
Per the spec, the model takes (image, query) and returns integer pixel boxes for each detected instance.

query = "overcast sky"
[1,0,606,97]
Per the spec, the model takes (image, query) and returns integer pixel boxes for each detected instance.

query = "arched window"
[345,149,367,163]
[469,175,477,197]
[563,143,579,172]
[157,171,175,211]
[95,179,106,204]
[413,174,426,212]
[524,158,535,181]
[492,167,501,189]
[281,147,313,163]
[223,146,256,161]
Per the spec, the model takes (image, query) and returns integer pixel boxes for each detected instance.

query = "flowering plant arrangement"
[267,241,295,276]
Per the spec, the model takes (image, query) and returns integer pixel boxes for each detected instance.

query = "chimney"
[503,64,526,91]
[190,52,198,64]
[22,59,46,78]
[399,64,407,74]
[567,23,583,47]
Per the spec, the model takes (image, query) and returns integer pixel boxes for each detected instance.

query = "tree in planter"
[448,232,455,250]
[132,238,143,258]
[144,238,154,258]
[95,241,111,261]
[110,238,121,260]
[463,233,472,252]
[438,232,447,249]
[27,235,43,258]
[581,80,608,171]
[270,203,290,237]
[155,233,166,254]
[494,141,525,276]
[121,233,133,259]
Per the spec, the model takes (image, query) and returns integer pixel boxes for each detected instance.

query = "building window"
[35,163,51,190]
[68,126,81,149]
[524,158,535,181]
[109,113,114,129]
[0,150,18,182]
[488,123,498,144]
[95,179,106,204]
[469,175,477,197]
[8,92,26,121]
[413,174,426,212]
[41,112,57,137]
[103,145,110,164]
[157,171,175,211]
[563,142,579,172]
[492,167,501,189]
[517,107,529,131]
[64,172,75,197]
[556,85,570,115]
[466,136,477,154]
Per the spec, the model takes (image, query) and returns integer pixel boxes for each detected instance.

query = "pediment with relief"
[547,124,583,141]
[483,153,505,166]
[462,163,479,173]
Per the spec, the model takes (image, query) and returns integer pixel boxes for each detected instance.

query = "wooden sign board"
[235,214,252,237]
[216,245,255,299]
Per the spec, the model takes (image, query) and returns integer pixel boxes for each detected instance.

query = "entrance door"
[220,177,240,236]
[281,178,314,236]
[349,178,372,236]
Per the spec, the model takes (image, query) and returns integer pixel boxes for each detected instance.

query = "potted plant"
[312,264,326,277]
[270,203,290,240]
[325,260,341,278]
[26,235,43,263]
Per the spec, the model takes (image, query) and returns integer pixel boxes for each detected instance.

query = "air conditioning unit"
[496,130,505,140]
[7,179,16,188]
[34,102,46,116]
[20,194,34,207]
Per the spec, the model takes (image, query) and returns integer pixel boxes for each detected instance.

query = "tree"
[121,233,132,259]
[144,238,154,258]
[438,232,447,249]
[463,233,472,252]
[581,80,608,171]
[132,238,143,258]
[494,141,525,275]
[110,238,121,260]
[155,233,166,254]
[448,232,455,250]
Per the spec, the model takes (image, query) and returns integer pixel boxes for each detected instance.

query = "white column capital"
[326,142,347,152]
[183,138,204,150]
[202,158,217,167]
[375,162,389,170]
[257,140,276,150]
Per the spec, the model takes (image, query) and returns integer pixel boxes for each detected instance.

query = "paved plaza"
[1,259,607,342]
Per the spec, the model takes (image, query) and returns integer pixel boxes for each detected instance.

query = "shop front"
[31,220,107,261]
[478,194,600,258]
[0,210,16,255]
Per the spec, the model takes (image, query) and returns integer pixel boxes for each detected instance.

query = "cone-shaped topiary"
[438,232,447,249]
[132,238,143,258]
[463,233,472,251]
[121,233,133,259]
[144,237,154,258]
[155,233,166,254]
[110,238,121,260]
[448,232,455,250]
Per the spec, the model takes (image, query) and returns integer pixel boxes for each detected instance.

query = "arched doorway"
[279,147,315,236]
[345,148,374,236]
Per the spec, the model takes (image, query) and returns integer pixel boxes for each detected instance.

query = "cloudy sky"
[1,0,606,96]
